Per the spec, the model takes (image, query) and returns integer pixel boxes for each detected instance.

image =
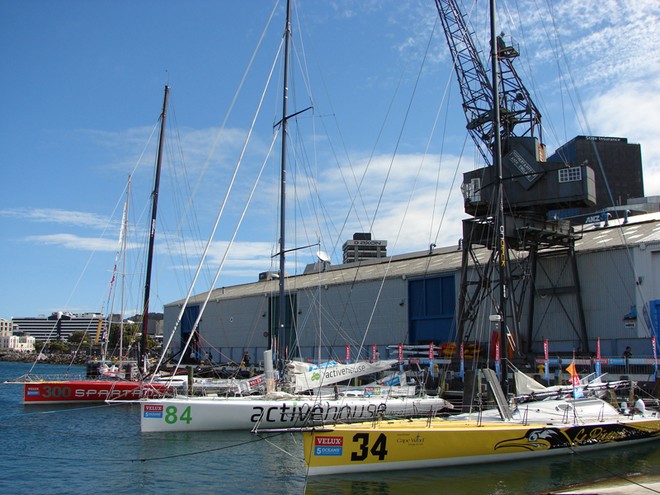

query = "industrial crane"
[432,0,596,366]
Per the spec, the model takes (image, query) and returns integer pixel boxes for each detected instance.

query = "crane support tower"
[433,0,596,359]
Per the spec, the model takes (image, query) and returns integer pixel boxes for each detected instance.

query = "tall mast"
[489,0,508,391]
[140,84,169,370]
[272,0,292,372]
[119,176,131,364]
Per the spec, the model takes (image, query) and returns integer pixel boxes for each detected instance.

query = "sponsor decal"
[249,401,387,424]
[24,383,167,402]
[396,433,426,446]
[248,376,264,387]
[314,436,343,456]
[314,446,343,456]
[315,436,343,446]
[322,363,367,380]
[143,404,164,419]
[494,423,658,452]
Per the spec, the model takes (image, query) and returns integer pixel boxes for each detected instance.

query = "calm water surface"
[1,361,658,494]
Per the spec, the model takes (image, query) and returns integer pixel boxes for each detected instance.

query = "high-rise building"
[342,233,387,263]
[11,312,105,342]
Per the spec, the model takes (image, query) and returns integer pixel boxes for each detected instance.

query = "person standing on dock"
[623,346,632,374]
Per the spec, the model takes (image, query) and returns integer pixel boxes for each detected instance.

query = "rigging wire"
[527,0,655,337]
[154,35,286,374]
[176,128,275,369]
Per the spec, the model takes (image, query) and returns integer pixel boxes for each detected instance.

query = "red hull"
[23,380,169,404]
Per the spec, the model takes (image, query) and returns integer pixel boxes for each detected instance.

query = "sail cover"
[286,359,398,393]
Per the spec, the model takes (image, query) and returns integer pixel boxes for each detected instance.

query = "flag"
[544,340,550,385]
[653,336,658,381]
[565,361,583,399]
[565,361,577,378]
[429,342,435,378]
[459,341,465,379]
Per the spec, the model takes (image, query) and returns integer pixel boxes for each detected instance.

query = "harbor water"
[1,361,659,495]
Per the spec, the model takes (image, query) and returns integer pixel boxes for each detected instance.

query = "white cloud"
[24,233,122,252]
[0,207,114,229]
[585,76,660,196]
[321,151,465,239]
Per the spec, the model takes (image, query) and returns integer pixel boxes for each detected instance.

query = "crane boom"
[433,0,543,165]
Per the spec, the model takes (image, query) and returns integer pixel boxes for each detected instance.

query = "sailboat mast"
[119,176,131,365]
[489,0,508,391]
[140,84,169,370]
[274,0,292,370]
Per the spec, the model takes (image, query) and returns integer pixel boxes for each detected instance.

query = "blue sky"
[1,0,659,320]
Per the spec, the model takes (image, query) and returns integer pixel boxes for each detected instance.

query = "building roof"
[574,212,660,251]
[168,213,660,307]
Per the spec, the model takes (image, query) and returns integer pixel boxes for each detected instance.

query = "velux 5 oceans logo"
[314,436,343,456]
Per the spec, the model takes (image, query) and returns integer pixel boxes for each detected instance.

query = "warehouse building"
[162,213,660,366]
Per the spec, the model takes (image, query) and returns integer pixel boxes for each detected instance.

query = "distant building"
[0,318,35,352]
[10,312,164,342]
[129,312,164,338]
[11,312,104,342]
[626,196,660,214]
[548,136,644,217]
[0,318,14,336]
[342,232,387,263]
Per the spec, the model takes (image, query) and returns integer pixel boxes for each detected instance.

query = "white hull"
[140,394,450,432]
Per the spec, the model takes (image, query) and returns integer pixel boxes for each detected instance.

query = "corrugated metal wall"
[161,232,659,361]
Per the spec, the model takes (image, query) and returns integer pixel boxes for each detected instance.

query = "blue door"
[408,274,456,344]
[649,300,660,341]
[181,305,200,363]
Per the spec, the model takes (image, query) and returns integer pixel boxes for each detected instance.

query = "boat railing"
[12,372,86,383]
[521,405,529,425]
[534,357,658,383]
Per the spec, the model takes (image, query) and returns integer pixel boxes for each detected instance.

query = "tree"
[45,340,69,353]
[67,331,90,347]
[106,321,140,358]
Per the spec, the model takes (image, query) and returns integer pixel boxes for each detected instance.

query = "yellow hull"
[304,417,660,476]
